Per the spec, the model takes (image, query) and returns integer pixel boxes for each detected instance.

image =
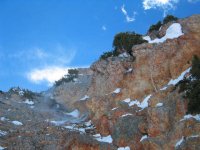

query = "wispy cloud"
[143,0,179,16]
[121,4,137,23]
[8,44,76,66]
[27,66,69,86]
[102,25,107,31]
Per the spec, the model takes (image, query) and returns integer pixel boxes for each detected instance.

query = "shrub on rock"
[113,32,147,55]
[178,55,200,114]
[163,15,178,24]
[148,21,162,33]
[55,69,79,86]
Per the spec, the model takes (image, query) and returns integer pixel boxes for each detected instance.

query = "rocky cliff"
[0,15,200,150]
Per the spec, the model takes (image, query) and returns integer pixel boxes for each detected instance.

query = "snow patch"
[123,95,151,110]
[180,114,200,122]
[84,120,92,127]
[129,99,140,107]
[156,103,163,107]
[113,88,121,94]
[144,23,184,44]
[143,36,151,41]
[175,136,184,147]
[121,113,133,117]
[50,120,66,126]
[64,125,85,133]
[66,109,80,118]
[117,146,130,150]
[188,135,199,138]
[0,130,7,136]
[140,135,148,142]
[111,107,118,111]
[126,68,133,73]
[18,90,24,96]
[94,134,113,143]
[12,121,23,126]
[23,99,34,105]
[0,117,8,121]
[30,106,35,109]
[0,146,6,150]
[139,95,152,110]
[168,68,191,85]
[119,52,129,58]
[160,86,167,91]
[80,95,89,101]
[123,98,131,103]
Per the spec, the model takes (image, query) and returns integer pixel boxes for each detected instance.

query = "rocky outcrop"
[45,68,93,110]
[82,14,200,149]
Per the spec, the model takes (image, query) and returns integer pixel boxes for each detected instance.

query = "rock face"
[0,15,200,150]
[45,68,93,110]
[87,15,200,100]
[83,14,200,149]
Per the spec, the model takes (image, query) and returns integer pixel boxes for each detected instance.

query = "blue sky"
[0,0,199,92]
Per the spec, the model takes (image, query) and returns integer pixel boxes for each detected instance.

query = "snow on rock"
[0,146,6,150]
[94,134,113,143]
[123,98,131,103]
[144,23,184,44]
[156,103,163,107]
[30,106,35,109]
[0,130,7,136]
[140,135,148,142]
[117,146,130,150]
[180,114,200,122]
[12,121,23,126]
[80,95,89,101]
[160,86,167,91]
[188,135,200,138]
[93,134,101,138]
[23,99,34,105]
[143,36,151,42]
[111,107,118,111]
[64,125,85,133]
[168,68,191,85]
[0,117,8,121]
[139,95,152,110]
[66,109,80,118]
[50,120,66,126]
[126,68,133,73]
[129,99,140,107]
[123,95,151,110]
[73,78,78,82]
[113,88,121,94]
[121,113,133,117]
[84,120,92,127]
[118,52,129,58]
[175,136,184,148]
[18,90,24,96]
[0,117,5,121]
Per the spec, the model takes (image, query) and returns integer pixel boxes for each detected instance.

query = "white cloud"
[27,66,69,86]
[121,5,137,23]
[5,44,77,86]
[143,0,179,16]
[102,25,107,31]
